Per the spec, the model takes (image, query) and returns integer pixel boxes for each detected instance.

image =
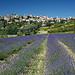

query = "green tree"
[46,22,51,27]
[17,31,23,36]
[74,19,75,25]
[3,20,7,28]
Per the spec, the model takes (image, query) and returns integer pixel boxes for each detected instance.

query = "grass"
[45,34,75,75]
[37,30,48,34]
[58,40,75,69]
[18,35,48,75]
[0,35,47,75]
[0,33,75,75]
[0,35,17,38]
[7,35,17,37]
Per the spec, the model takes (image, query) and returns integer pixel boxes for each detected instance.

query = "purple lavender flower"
[0,34,48,75]
[45,34,75,75]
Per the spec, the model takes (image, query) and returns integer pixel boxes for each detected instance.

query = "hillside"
[0,16,75,38]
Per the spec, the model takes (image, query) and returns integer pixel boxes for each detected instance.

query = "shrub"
[0,35,4,38]
[0,50,6,60]
[17,31,23,36]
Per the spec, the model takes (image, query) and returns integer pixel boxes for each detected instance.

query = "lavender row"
[0,34,41,49]
[0,34,43,60]
[45,34,75,75]
[0,34,47,75]
[0,36,24,47]
[53,33,75,53]
[0,35,42,47]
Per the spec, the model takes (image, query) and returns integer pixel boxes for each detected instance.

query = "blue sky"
[0,0,75,17]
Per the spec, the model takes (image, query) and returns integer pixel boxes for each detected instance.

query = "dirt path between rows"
[0,44,30,71]
[58,40,75,69]
[18,37,48,75]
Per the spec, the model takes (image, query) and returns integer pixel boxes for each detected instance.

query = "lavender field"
[0,33,75,75]
[45,33,75,75]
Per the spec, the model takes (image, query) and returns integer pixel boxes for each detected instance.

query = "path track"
[18,36,48,75]
[58,40,75,69]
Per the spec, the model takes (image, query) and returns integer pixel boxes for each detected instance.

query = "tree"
[17,31,23,36]
[46,22,51,27]
[2,20,7,28]
[74,19,75,25]
[26,16,31,19]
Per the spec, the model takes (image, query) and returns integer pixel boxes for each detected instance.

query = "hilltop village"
[0,14,75,38]
[0,14,75,24]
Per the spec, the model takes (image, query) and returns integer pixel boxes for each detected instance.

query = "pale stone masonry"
[0,14,75,24]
